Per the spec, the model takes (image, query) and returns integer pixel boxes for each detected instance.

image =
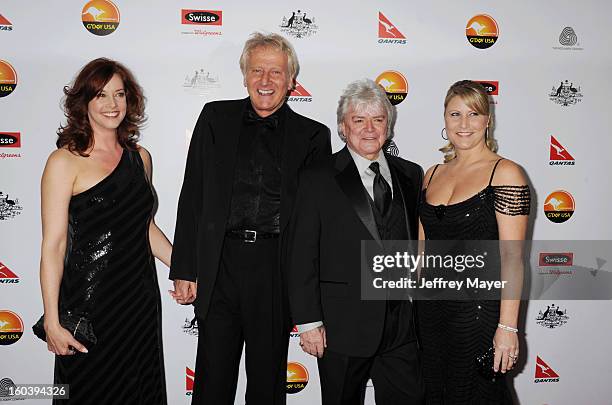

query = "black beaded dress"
[53,149,166,404]
[417,159,530,404]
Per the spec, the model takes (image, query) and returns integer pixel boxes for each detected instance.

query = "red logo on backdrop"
[539,253,573,266]
[0,262,19,284]
[288,81,313,103]
[290,82,312,97]
[534,356,560,383]
[0,132,21,148]
[549,136,575,165]
[186,367,195,395]
[474,80,498,95]
[378,12,405,39]
[182,10,222,25]
[0,14,13,31]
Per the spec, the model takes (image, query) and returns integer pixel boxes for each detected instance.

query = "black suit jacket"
[288,146,423,357]
[170,98,331,321]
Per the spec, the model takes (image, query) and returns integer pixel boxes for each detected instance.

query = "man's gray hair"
[239,32,300,84]
[336,79,396,141]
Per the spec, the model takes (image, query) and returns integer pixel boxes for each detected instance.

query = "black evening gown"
[53,149,166,404]
[417,159,530,405]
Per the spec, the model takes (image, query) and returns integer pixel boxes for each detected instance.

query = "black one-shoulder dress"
[53,149,166,404]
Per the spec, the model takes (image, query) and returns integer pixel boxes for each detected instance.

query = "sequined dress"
[417,159,530,404]
[54,149,166,404]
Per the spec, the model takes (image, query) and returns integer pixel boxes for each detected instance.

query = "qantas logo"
[0,262,19,283]
[534,356,560,383]
[378,12,406,44]
[186,367,195,395]
[288,81,312,102]
[549,135,575,165]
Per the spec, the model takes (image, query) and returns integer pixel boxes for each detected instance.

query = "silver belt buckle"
[244,230,257,243]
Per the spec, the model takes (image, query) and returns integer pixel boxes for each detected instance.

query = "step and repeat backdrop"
[1,1,611,404]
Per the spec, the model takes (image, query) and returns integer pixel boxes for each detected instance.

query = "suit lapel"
[387,156,417,240]
[213,98,247,213]
[334,147,381,243]
[280,105,308,232]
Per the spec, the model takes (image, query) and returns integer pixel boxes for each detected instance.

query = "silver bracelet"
[497,323,518,333]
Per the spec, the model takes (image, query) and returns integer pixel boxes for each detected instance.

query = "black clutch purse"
[475,346,505,379]
[32,310,97,349]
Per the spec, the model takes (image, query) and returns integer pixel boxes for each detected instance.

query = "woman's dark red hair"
[56,58,146,155]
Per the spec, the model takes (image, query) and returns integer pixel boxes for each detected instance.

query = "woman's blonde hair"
[440,80,497,162]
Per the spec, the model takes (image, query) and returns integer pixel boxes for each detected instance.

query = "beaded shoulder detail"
[492,185,530,216]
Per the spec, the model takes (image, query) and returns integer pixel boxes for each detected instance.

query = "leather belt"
[225,229,279,243]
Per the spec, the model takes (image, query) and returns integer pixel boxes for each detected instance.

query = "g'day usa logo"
[536,303,569,329]
[549,80,582,106]
[0,310,24,346]
[0,14,13,31]
[378,12,406,44]
[544,190,575,223]
[0,262,20,284]
[466,14,499,49]
[287,81,312,103]
[0,60,17,98]
[549,135,574,165]
[81,0,120,36]
[181,9,222,37]
[280,9,318,39]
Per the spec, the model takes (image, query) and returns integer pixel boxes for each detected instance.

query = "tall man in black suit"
[288,79,424,404]
[170,32,331,405]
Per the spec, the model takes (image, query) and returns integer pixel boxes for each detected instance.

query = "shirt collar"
[347,146,390,176]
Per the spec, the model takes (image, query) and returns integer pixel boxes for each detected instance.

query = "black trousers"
[192,237,289,405]
[317,303,424,405]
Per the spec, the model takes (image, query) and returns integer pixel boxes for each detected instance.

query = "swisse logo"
[539,253,573,266]
[474,80,498,104]
[475,80,498,95]
[182,10,222,26]
[0,133,20,148]
[0,14,13,31]
[286,362,309,394]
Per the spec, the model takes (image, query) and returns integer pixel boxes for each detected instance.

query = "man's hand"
[299,326,326,358]
[170,279,197,305]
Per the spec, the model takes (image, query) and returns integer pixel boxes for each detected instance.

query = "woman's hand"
[493,327,518,373]
[44,322,88,356]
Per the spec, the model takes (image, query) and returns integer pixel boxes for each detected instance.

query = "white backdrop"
[1,1,611,404]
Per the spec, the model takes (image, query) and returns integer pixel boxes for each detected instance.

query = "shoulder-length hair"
[56,58,146,156]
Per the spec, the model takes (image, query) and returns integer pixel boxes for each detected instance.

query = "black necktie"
[244,108,279,129]
[369,161,391,216]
